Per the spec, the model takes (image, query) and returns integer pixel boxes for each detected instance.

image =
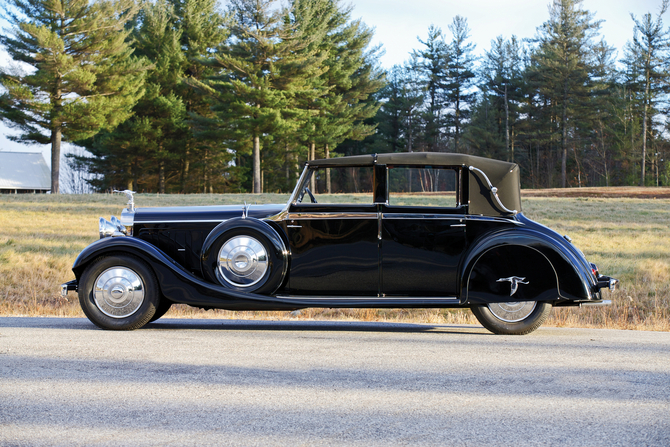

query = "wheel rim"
[488,301,537,323]
[217,236,268,288]
[94,267,145,318]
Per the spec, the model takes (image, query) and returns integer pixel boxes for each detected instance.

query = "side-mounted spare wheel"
[471,301,552,335]
[78,254,160,330]
[201,218,288,294]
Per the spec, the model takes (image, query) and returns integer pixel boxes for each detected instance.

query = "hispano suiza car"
[61,152,618,335]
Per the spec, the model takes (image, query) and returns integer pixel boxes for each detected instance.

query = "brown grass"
[0,190,668,331]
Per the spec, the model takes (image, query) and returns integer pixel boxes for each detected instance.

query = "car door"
[285,166,380,296]
[381,166,467,297]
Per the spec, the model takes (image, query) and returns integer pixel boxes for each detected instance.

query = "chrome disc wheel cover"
[217,236,268,288]
[94,267,145,318]
[488,301,537,323]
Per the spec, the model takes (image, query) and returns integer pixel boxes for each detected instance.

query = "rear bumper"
[595,276,619,292]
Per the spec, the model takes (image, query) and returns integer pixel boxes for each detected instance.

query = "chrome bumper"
[61,280,78,297]
[580,300,612,307]
[596,276,619,292]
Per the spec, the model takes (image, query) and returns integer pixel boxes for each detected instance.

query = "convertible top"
[308,152,521,216]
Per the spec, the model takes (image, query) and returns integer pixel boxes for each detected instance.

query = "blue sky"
[0,0,666,166]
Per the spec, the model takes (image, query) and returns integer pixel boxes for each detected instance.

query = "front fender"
[460,230,597,303]
[71,237,298,311]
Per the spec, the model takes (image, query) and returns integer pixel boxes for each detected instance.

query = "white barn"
[0,152,51,193]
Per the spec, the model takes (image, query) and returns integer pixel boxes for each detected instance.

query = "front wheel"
[471,301,552,335]
[78,255,159,330]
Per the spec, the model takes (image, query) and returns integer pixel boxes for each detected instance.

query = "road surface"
[0,317,669,446]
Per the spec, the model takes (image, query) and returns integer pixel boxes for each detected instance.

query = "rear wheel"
[78,255,159,330]
[471,301,552,335]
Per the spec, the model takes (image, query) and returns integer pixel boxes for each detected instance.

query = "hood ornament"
[113,190,136,212]
[497,276,529,296]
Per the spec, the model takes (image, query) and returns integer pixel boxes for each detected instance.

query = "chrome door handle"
[450,224,466,227]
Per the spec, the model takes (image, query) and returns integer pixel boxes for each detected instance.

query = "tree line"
[375,0,670,188]
[1,0,668,193]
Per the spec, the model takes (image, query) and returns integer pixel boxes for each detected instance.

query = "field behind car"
[0,188,668,331]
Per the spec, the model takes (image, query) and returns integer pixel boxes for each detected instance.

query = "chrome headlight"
[99,216,126,238]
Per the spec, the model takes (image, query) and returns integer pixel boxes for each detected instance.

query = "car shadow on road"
[144,318,490,335]
[0,316,489,335]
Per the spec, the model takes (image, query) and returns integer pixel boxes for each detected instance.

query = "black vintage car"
[62,153,618,335]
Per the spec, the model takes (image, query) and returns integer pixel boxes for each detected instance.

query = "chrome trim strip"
[136,214,521,225]
[468,166,518,215]
[465,215,524,225]
[135,219,227,224]
[288,212,378,220]
[275,295,461,302]
[383,213,467,220]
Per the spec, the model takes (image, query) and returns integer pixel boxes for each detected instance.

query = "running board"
[274,295,462,308]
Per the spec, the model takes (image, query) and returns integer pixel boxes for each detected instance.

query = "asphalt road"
[0,317,669,447]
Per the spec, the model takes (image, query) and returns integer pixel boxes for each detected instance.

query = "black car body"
[62,153,618,334]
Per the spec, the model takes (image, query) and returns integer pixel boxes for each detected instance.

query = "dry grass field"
[0,189,668,331]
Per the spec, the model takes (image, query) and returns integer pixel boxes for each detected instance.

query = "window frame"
[382,164,464,210]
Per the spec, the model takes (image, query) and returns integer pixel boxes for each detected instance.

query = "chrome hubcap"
[217,236,268,288]
[94,267,145,318]
[488,301,537,323]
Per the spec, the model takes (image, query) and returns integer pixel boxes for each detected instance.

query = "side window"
[300,166,374,204]
[388,166,459,207]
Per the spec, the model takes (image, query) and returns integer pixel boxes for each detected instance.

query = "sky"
[0,0,667,167]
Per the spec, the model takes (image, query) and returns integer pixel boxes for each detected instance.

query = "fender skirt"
[460,230,599,304]
[71,237,300,311]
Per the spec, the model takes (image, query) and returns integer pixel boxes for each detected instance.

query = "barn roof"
[0,152,51,190]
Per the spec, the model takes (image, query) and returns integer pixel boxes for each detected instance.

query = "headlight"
[99,216,126,238]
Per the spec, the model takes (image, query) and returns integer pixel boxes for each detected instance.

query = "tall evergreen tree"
[376,63,424,153]
[75,0,187,192]
[204,0,294,193]
[527,0,602,187]
[445,16,477,152]
[0,0,150,193]
[480,36,525,161]
[175,0,231,193]
[413,25,449,151]
[624,0,669,185]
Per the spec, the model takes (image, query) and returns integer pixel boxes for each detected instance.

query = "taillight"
[590,263,599,277]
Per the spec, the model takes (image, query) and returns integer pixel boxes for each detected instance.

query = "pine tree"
[0,0,150,193]
[413,25,448,151]
[480,36,525,161]
[203,0,294,193]
[376,63,425,154]
[319,14,385,153]
[527,0,602,187]
[73,0,188,192]
[445,16,477,153]
[174,0,231,193]
[625,0,669,185]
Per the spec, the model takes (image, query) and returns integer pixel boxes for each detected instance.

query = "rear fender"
[461,231,594,304]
